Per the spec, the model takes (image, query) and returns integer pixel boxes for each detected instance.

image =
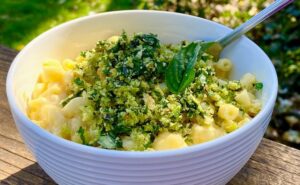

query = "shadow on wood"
[0,162,56,185]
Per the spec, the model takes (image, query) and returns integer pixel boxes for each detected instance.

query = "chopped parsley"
[255,82,264,90]
[77,126,87,145]
[74,78,84,86]
[98,134,121,149]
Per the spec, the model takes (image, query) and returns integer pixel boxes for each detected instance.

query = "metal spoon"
[205,0,294,60]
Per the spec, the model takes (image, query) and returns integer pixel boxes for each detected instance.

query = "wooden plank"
[0,148,35,172]
[0,45,17,65]
[0,134,34,161]
[0,46,23,143]
[0,170,31,185]
[0,109,23,143]
[1,45,300,184]
[0,148,54,183]
[0,160,54,185]
[230,139,300,185]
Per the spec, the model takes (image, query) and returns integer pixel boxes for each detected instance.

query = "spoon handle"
[218,0,294,47]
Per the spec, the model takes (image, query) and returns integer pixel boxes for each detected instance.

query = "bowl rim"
[6,10,278,158]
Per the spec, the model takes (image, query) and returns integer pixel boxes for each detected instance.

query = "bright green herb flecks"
[98,134,121,149]
[77,126,87,145]
[255,82,263,90]
[61,32,262,151]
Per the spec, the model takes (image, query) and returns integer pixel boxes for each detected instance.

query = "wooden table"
[1,45,300,185]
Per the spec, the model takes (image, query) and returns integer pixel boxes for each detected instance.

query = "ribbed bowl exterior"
[7,11,278,185]
[11,111,273,185]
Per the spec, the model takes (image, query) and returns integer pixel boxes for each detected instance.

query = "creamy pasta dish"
[28,33,263,151]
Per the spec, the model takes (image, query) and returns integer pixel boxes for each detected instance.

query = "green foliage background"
[1,0,299,148]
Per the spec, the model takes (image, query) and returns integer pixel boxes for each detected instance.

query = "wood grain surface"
[1,46,300,185]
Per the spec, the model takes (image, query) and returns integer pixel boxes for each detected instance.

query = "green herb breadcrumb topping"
[59,32,262,151]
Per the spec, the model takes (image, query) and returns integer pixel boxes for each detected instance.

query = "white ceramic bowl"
[6,10,277,185]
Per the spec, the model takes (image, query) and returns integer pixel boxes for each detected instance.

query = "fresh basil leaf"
[165,42,202,93]
[177,68,195,93]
